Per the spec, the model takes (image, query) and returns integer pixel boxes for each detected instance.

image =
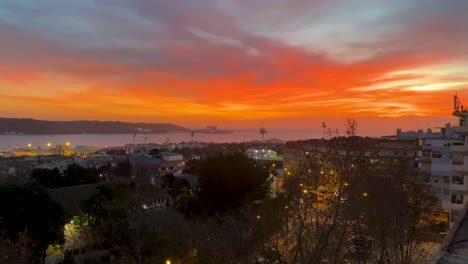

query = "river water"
[0,129,323,151]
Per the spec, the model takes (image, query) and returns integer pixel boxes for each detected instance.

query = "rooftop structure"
[129,153,185,178]
[430,95,468,262]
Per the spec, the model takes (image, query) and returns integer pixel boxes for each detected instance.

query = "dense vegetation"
[0,123,443,263]
[31,164,101,188]
[0,185,65,262]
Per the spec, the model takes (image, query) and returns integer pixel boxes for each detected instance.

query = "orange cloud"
[1,0,467,134]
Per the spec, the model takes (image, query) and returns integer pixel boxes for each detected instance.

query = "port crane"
[133,128,151,145]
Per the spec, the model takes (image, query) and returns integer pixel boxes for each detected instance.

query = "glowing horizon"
[1,0,467,134]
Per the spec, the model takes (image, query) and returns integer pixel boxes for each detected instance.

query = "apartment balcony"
[452,183,468,192]
[452,126,468,135]
[442,200,452,210]
[452,175,468,191]
[450,202,464,210]
[452,144,468,153]
[443,200,464,210]
[452,161,468,172]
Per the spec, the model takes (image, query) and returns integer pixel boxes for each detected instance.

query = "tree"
[31,167,63,188]
[81,183,134,226]
[273,133,437,263]
[197,152,269,214]
[0,231,35,264]
[161,174,191,200]
[111,160,132,178]
[0,185,65,260]
[63,164,100,186]
[346,118,358,137]
[80,182,195,263]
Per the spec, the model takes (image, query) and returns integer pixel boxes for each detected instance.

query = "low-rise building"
[129,153,185,178]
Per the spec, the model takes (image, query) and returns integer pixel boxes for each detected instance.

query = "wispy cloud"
[0,0,467,130]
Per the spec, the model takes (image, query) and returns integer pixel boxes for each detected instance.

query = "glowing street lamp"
[47,142,52,147]
[27,143,32,148]
[65,142,70,146]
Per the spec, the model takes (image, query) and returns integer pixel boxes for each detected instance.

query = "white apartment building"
[449,95,468,222]
[393,123,461,225]
[418,132,460,223]
[407,95,468,225]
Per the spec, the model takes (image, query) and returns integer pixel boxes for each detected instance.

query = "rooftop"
[129,154,168,165]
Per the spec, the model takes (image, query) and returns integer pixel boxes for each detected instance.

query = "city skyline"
[1,0,467,132]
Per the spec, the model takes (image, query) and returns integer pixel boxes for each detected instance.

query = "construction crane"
[133,128,151,145]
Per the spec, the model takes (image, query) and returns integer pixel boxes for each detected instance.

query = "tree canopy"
[31,164,100,189]
[197,152,269,213]
[0,185,65,260]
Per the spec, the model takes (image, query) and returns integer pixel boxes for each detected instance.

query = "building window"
[453,176,464,185]
[422,150,431,158]
[431,151,442,159]
[452,195,463,204]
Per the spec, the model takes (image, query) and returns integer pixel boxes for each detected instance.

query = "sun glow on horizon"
[1,1,467,132]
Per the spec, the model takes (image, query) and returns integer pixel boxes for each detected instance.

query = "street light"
[47,142,52,147]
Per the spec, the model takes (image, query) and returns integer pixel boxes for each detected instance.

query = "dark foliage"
[198,152,269,214]
[31,167,63,188]
[63,164,100,186]
[81,182,134,226]
[0,185,65,260]
[31,164,100,188]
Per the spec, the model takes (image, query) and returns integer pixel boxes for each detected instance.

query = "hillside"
[0,118,189,134]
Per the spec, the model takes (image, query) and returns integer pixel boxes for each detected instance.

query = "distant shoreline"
[0,117,189,135]
[1,131,185,135]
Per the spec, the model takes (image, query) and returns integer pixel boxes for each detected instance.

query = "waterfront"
[0,129,324,151]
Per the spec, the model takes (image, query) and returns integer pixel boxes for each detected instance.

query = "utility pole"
[259,127,267,167]
[322,122,327,139]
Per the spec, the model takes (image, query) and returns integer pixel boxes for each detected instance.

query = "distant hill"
[0,118,189,134]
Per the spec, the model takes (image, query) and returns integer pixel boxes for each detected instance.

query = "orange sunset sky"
[1,0,467,135]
